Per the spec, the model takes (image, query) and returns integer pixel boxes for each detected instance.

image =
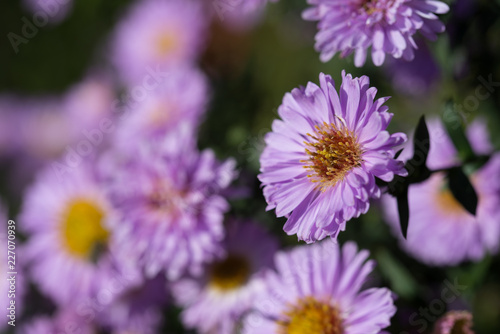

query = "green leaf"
[442,101,476,162]
[447,167,478,216]
[397,185,410,239]
[463,154,491,175]
[376,249,418,299]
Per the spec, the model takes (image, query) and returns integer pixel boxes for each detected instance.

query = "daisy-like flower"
[382,119,500,265]
[302,0,449,66]
[242,241,396,334]
[259,71,407,243]
[111,0,208,84]
[432,311,475,334]
[114,67,209,150]
[172,220,279,334]
[20,165,127,305]
[101,129,237,280]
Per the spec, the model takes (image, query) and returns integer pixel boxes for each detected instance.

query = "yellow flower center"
[436,187,467,215]
[279,297,343,334]
[62,200,109,260]
[302,122,363,191]
[209,255,251,291]
[156,32,178,58]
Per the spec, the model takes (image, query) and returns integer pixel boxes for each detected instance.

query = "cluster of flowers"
[0,0,496,333]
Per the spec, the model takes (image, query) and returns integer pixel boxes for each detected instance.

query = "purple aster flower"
[22,0,74,25]
[101,129,237,280]
[172,220,279,334]
[242,241,396,333]
[382,119,500,265]
[19,165,131,305]
[432,311,475,334]
[211,0,278,30]
[98,274,168,334]
[114,67,209,150]
[259,72,407,243]
[302,0,449,66]
[111,0,208,84]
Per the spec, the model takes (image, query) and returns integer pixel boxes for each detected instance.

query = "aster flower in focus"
[20,165,128,305]
[101,130,237,280]
[259,71,407,243]
[114,67,209,150]
[172,220,279,334]
[382,119,500,265]
[432,311,475,334]
[242,241,396,333]
[303,0,449,66]
[111,0,208,84]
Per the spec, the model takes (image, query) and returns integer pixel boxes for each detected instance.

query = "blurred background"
[1,0,500,333]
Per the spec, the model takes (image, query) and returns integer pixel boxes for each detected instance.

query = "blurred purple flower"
[62,72,116,131]
[20,165,130,305]
[382,119,500,266]
[19,308,95,334]
[111,0,208,84]
[432,311,475,334]
[385,39,441,96]
[259,71,407,243]
[211,0,278,30]
[101,130,237,280]
[0,73,115,162]
[172,220,279,334]
[98,275,168,334]
[242,241,396,333]
[303,0,449,66]
[22,0,74,25]
[114,67,209,150]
